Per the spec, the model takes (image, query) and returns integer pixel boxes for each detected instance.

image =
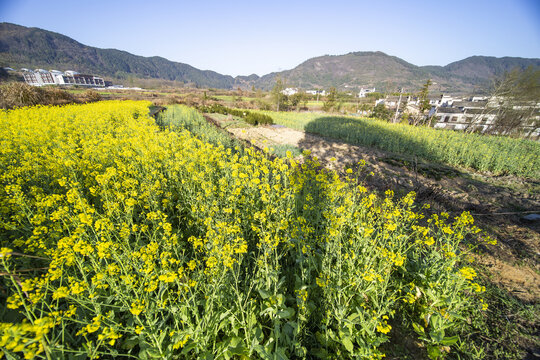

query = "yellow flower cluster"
[459,267,477,281]
[0,318,53,359]
[376,316,392,334]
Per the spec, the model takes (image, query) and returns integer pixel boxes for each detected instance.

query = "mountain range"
[1,23,539,94]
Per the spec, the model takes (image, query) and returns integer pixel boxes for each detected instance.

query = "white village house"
[358,87,376,98]
[281,88,298,96]
[306,90,327,96]
[375,92,539,138]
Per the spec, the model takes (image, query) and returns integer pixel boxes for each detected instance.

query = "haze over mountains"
[1,23,539,93]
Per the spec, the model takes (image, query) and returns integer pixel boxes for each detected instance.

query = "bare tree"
[466,66,540,137]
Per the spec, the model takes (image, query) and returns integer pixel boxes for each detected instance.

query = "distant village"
[282,86,539,139]
[377,93,538,138]
[5,67,538,139]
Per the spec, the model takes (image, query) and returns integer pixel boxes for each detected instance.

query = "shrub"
[255,99,273,110]
[46,86,75,102]
[245,112,273,125]
[0,82,79,109]
[79,90,102,103]
[197,103,229,115]
[370,103,393,121]
[0,82,46,109]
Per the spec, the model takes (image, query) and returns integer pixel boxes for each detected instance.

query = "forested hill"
[0,23,235,88]
[1,23,538,92]
[251,52,540,93]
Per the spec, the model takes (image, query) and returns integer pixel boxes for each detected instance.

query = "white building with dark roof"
[434,106,496,132]
[358,87,376,97]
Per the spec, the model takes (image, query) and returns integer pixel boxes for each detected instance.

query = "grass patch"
[269,144,302,158]
[157,105,243,150]
[206,113,251,129]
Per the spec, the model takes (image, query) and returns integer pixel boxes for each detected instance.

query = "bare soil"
[213,115,540,303]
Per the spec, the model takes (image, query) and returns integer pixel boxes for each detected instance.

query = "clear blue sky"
[1,0,539,76]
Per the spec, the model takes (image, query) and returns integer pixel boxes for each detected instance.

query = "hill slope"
[253,52,540,93]
[0,23,235,88]
[254,52,431,91]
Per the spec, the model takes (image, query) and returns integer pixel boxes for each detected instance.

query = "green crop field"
[254,111,540,178]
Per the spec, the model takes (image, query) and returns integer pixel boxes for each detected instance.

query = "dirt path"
[213,116,540,303]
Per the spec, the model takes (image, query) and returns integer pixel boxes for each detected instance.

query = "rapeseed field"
[0,101,494,359]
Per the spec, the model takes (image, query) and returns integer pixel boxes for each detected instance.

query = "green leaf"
[258,289,270,299]
[441,335,459,346]
[3,351,18,360]
[147,348,163,359]
[430,329,445,343]
[275,348,289,360]
[260,306,275,317]
[227,337,248,356]
[327,328,338,342]
[342,336,354,353]
[219,310,231,321]
[347,312,361,323]
[218,318,230,332]
[121,336,140,350]
[447,311,466,321]
[138,343,149,360]
[277,307,295,319]
[180,342,197,354]
[202,351,214,360]
[412,322,425,335]
[249,312,257,327]
[253,345,273,360]
[253,324,264,343]
[229,336,242,348]
[427,345,442,359]
[430,313,443,329]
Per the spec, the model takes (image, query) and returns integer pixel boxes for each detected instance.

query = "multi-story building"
[23,69,56,86]
[22,71,39,85]
[22,69,105,87]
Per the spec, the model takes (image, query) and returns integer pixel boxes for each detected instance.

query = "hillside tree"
[290,92,307,111]
[271,77,287,111]
[370,103,393,121]
[323,87,337,112]
[411,79,432,126]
